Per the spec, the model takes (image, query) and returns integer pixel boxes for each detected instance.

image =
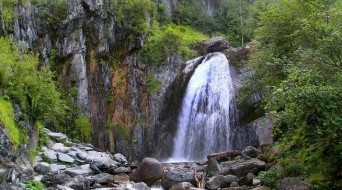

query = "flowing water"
[170,52,236,161]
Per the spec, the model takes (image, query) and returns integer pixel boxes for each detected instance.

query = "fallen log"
[207,150,241,162]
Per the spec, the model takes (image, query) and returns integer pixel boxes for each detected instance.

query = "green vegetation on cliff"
[0,97,23,146]
[0,37,66,150]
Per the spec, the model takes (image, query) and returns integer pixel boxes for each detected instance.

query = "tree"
[0,37,66,151]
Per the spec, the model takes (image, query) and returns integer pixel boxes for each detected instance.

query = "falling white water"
[170,52,236,162]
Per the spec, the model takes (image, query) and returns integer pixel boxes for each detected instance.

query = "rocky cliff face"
[1,0,188,161]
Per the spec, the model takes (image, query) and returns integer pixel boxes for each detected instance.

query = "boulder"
[276,177,312,190]
[242,146,261,158]
[113,153,128,165]
[162,168,196,190]
[111,166,130,174]
[206,175,239,190]
[197,36,229,55]
[57,152,75,163]
[50,164,67,173]
[130,157,164,186]
[52,143,71,153]
[87,173,113,184]
[43,149,57,161]
[206,158,221,177]
[85,151,118,170]
[222,158,266,177]
[67,175,91,190]
[45,128,68,143]
[169,182,194,190]
[65,164,93,177]
[34,162,50,174]
[41,173,72,186]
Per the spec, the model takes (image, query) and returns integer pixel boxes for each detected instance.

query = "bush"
[257,165,280,188]
[0,97,23,146]
[140,23,207,64]
[146,74,162,95]
[111,0,155,39]
[26,180,45,190]
[74,115,92,142]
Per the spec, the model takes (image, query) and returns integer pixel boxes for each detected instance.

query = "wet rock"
[197,36,229,55]
[222,158,266,177]
[276,177,313,190]
[52,143,71,153]
[65,164,93,177]
[57,152,75,163]
[43,149,57,161]
[206,158,221,177]
[113,153,128,165]
[130,157,164,186]
[206,175,239,190]
[34,162,50,174]
[41,173,72,186]
[162,168,196,190]
[242,146,261,158]
[0,168,7,182]
[169,182,194,190]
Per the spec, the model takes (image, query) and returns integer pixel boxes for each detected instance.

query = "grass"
[0,97,22,146]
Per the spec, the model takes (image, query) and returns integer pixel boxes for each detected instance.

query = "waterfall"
[171,52,236,161]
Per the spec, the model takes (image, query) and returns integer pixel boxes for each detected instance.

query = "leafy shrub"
[0,97,23,146]
[74,115,92,142]
[111,0,155,39]
[146,74,162,95]
[257,165,280,188]
[26,180,45,190]
[140,23,207,64]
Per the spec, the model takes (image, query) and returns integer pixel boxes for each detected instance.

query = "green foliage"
[172,0,216,34]
[111,0,155,39]
[243,0,342,188]
[38,122,49,149]
[74,115,92,143]
[257,165,280,188]
[140,23,207,64]
[0,0,17,31]
[26,180,45,190]
[146,74,162,95]
[0,37,66,150]
[39,0,68,28]
[0,97,23,146]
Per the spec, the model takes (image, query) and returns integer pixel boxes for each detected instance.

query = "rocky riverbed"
[0,129,311,190]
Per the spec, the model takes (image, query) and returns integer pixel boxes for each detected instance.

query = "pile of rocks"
[159,146,269,190]
[33,129,149,190]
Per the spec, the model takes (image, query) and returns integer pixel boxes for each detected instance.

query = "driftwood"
[207,150,241,162]
[194,169,205,188]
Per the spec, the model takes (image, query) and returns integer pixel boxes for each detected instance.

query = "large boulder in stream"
[206,175,239,190]
[221,158,266,177]
[130,157,164,186]
[196,36,229,55]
